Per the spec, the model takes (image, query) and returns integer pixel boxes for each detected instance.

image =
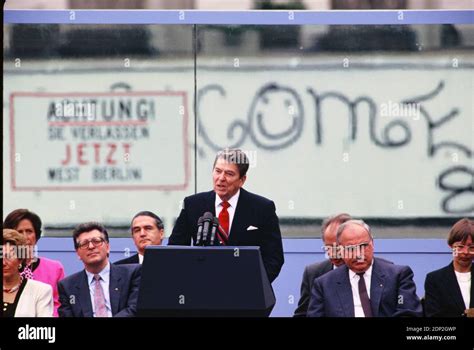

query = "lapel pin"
[115,288,119,291]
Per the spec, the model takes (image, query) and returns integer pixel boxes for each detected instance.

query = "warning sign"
[10,91,189,191]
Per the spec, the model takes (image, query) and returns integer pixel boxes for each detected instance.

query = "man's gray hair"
[336,219,373,244]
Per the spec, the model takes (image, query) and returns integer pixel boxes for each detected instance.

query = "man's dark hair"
[447,218,474,246]
[131,211,164,233]
[3,209,43,242]
[213,148,250,178]
[72,222,109,249]
[321,213,352,240]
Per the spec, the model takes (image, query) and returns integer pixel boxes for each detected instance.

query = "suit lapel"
[132,254,139,264]
[109,264,122,316]
[370,259,385,317]
[76,271,93,317]
[228,188,248,242]
[335,266,354,317]
[208,191,216,216]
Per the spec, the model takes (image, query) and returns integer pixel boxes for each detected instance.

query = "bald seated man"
[307,219,422,317]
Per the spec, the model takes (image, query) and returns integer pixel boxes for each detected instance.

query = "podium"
[137,246,275,317]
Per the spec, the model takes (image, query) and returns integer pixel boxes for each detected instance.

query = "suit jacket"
[294,260,333,317]
[168,188,284,283]
[114,253,140,265]
[424,262,474,317]
[15,279,54,317]
[58,263,141,317]
[307,258,422,317]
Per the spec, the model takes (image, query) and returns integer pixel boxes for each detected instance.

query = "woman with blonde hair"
[3,229,53,317]
[3,209,65,316]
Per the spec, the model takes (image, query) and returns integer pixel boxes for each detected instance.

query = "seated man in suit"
[115,211,164,265]
[168,148,284,283]
[293,213,352,317]
[424,218,474,317]
[58,222,141,317]
[307,219,422,317]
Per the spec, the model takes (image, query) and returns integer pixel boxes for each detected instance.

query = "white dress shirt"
[86,262,113,317]
[215,189,240,236]
[138,254,144,264]
[349,262,373,317]
[454,270,471,309]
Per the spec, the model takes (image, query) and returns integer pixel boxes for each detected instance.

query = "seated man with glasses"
[424,218,474,317]
[58,222,141,317]
[307,219,422,317]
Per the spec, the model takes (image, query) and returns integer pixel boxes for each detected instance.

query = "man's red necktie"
[218,201,230,244]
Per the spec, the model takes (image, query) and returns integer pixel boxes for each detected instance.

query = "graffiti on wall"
[197,81,473,214]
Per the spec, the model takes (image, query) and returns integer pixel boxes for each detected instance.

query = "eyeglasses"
[342,242,370,252]
[452,244,474,254]
[77,237,105,250]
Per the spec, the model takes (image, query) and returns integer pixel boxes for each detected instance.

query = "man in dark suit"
[307,219,422,317]
[58,222,141,317]
[168,148,284,283]
[424,218,474,317]
[115,211,164,265]
[293,213,352,317]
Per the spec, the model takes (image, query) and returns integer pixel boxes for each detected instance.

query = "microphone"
[195,216,204,246]
[201,212,213,246]
[209,217,219,246]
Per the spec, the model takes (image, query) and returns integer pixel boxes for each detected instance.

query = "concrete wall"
[4,56,473,234]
